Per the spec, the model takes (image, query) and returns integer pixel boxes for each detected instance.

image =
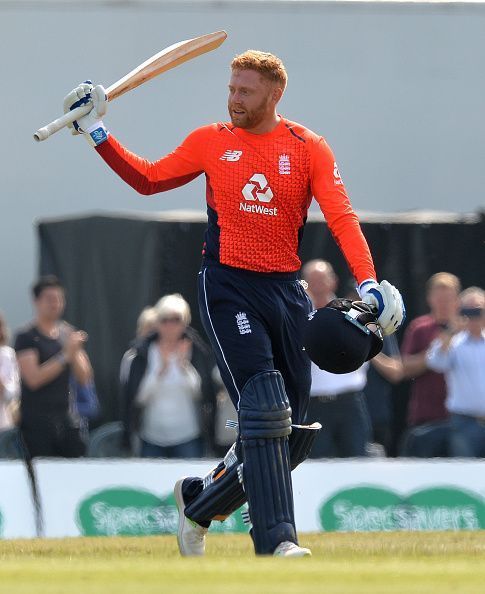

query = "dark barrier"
[38,211,484,425]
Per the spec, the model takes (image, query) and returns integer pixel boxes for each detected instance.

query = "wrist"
[84,121,109,147]
[358,278,378,298]
[54,352,68,367]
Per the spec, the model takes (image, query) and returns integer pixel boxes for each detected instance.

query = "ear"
[272,86,284,104]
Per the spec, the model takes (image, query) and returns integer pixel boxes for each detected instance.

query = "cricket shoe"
[174,478,208,556]
[273,541,312,557]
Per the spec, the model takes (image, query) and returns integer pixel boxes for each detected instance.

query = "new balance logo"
[220,150,243,162]
[236,312,252,335]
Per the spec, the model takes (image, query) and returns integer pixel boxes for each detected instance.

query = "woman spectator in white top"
[427,286,485,457]
[0,313,20,430]
[135,294,204,458]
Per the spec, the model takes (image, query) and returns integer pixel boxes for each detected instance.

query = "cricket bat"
[33,30,227,142]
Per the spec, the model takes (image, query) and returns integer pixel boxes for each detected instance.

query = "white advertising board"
[293,459,485,532]
[35,459,247,538]
[2,459,485,539]
[0,461,37,538]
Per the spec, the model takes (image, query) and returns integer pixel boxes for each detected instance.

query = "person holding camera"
[426,286,485,457]
[400,272,461,456]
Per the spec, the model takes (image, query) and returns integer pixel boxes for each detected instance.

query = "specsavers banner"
[34,459,246,538]
[5,459,485,538]
[293,460,485,532]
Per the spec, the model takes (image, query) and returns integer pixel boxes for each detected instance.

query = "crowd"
[0,270,483,460]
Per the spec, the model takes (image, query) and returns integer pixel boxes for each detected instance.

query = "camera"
[459,307,483,319]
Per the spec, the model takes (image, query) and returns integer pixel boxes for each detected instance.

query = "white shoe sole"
[273,542,312,557]
[174,477,189,556]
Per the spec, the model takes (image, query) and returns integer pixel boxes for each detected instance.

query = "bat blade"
[33,30,227,142]
[106,30,227,101]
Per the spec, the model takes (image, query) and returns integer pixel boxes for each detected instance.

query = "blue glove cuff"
[84,123,109,147]
[89,126,108,146]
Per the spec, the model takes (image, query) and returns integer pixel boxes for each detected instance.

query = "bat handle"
[33,104,93,142]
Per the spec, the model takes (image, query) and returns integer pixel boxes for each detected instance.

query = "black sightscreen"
[38,211,485,426]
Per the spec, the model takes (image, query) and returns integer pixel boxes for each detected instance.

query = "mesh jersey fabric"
[96,117,376,282]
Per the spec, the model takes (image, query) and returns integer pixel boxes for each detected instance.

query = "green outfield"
[1,532,485,594]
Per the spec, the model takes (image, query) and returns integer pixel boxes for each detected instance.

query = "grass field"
[1,532,485,594]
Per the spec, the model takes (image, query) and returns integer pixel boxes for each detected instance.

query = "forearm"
[325,208,376,285]
[371,354,404,384]
[70,350,93,386]
[401,352,428,379]
[96,135,201,195]
[20,355,66,390]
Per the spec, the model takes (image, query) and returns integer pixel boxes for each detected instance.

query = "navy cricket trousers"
[198,263,312,424]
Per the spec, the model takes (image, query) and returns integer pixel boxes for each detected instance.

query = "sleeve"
[14,330,36,355]
[95,126,208,195]
[310,137,376,284]
[426,338,453,372]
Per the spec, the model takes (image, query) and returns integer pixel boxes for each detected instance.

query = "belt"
[310,390,362,402]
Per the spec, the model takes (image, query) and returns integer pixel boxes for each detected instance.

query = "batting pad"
[184,444,244,525]
[239,371,295,555]
[183,423,322,527]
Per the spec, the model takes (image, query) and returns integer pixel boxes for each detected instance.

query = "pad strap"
[184,423,322,527]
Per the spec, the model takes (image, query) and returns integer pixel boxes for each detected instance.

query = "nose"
[230,90,244,104]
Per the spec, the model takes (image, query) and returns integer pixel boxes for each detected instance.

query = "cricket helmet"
[302,299,384,374]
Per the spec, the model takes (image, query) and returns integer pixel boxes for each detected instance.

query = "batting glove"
[358,279,406,335]
[63,81,108,147]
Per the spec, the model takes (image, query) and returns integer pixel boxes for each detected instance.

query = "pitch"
[1,532,485,594]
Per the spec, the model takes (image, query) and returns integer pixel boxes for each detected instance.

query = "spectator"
[14,275,93,458]
[121,293,215,458]
[0,312,20,430]
[426,287,485,457]
[119,306,158,386]
[400,272,461,456]
[302,260,372,457]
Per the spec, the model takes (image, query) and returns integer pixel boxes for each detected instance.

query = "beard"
[228,96,270,129]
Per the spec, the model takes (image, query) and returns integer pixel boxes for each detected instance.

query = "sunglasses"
[460,307,484,319]
[159,316,183,324]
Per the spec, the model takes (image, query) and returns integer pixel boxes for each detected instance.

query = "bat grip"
[33,104,93,142]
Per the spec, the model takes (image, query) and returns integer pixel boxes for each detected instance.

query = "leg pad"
[183,423,322,527]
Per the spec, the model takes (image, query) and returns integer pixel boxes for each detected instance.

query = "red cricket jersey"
[96,117,376,282]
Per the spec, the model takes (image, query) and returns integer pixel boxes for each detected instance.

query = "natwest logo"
[242,173,273,203]
[240,173,278,216]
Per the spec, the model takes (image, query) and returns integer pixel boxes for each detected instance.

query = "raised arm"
[63,82,205,195]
